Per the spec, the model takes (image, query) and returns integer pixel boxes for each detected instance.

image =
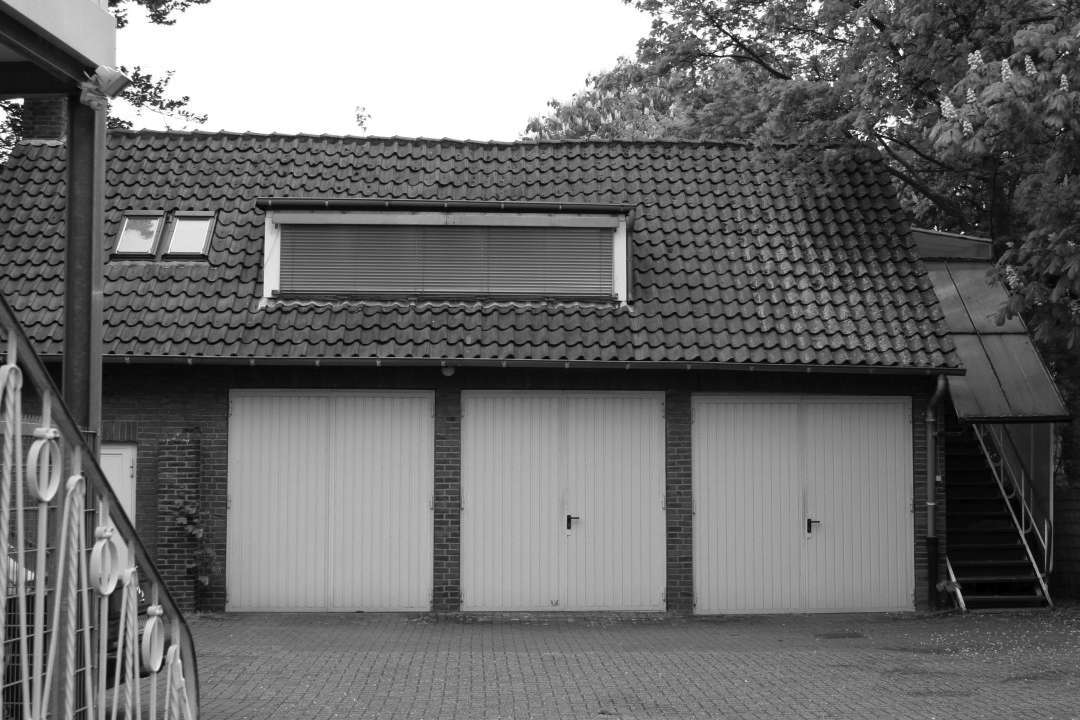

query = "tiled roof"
[0,131,960,370]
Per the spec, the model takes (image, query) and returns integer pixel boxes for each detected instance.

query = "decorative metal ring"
[26,431,62,502]
[89,527,121,596]
[142,606,166,672]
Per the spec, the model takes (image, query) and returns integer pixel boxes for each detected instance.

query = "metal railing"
[971,423,1053,605]
[1,293,199,719]
[943,556,966,611]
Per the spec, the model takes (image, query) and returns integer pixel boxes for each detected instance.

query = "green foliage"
[0,0,207,157]
[171,499,218,586]
[109,66,207,130]
[108,0,211,28]
[932,16,1080,347]
[527,0,1080,346]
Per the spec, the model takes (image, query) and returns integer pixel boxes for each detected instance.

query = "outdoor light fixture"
[79,65,131,109]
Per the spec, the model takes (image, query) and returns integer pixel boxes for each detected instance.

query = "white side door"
[99,444,137,565]
[801,399,914,610]
[99,444,137,521]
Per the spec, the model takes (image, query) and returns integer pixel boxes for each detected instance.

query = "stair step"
[950,526,1017,535]
[947,493,1003,503]
[948,545,1025,558]
[950,558,1032,569]
[956,573,1037,584]
[963,594,1045,609]
[950,538,1022,545]
[949,508,1009,516]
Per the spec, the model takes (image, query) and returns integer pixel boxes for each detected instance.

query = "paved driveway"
[190,609,1080,719]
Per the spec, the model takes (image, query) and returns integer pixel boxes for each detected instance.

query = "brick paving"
[190,608,1080,719]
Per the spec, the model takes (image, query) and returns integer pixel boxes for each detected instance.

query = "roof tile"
[0,132,960,370]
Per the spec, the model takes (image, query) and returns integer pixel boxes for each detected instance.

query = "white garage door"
[693,395,914,613]
[461,391,666,611]
[227,391,433,611]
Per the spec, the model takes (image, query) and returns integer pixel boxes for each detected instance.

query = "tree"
[1,0,208,156]
[527,1,1080,344]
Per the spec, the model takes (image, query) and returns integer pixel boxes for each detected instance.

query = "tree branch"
[880,156,968,225]
[699,6,793,80]
[875,131,960,174]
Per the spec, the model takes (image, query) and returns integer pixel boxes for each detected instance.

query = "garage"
[226,390,434,611]
[461,391,666,611]
[693,395,914,613]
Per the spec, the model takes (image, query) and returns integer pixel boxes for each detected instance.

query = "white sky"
[113,0,652,140]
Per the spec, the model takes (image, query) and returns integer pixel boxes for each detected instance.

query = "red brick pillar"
[432,387,462,612]
[156,429,201,613]
[665,390,694,613]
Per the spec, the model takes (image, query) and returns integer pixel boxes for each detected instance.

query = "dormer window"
[112,211,214,259]
[261,206,629,301]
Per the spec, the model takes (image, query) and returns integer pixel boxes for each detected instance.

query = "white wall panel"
[802,399,913,611]
[227,391,433,611]
[562,394,666,610]
[329,394,433,610]
[693,395,913,614]
[461,393,561,610]
[693,398,803,613]
[462,392,665,611]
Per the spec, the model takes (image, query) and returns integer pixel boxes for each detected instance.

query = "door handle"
[566,514,580,530]
[806,518,821,533]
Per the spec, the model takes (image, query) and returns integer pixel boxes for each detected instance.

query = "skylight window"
[114,215,162,255]
[165,215,213,255]
[112,211,214,259]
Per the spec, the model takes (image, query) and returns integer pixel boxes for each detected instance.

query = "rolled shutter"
[279,224,613,297]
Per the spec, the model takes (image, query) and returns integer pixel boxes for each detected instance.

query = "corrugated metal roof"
[927,261,1067,421]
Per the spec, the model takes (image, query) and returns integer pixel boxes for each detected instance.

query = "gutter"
[79,354,968,376]
[925,374,948,609]
[254,197,635,214]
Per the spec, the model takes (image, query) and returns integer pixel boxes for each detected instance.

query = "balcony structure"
[1,1,200,717]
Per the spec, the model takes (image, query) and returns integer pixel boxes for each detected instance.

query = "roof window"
[112,211,214,259]
[165,215,214,255]
[114,214,162,256]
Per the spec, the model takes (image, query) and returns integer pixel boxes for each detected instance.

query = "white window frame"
[261,211,629,303]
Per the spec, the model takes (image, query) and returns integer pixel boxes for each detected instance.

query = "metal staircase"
[944,417,1051,609]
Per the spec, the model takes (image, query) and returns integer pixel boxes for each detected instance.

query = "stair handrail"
[974,424,1051,569]
[971,423,1053,605]
[984,424,1054,574]
[1,293,199,718]
[943,556,966,611]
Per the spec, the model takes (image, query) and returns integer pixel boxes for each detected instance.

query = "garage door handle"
[566,515,580,530]
[806,518,822,533]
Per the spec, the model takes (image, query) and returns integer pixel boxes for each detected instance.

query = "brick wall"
[101,366,229,609]
[154,428,200,612]
[20,96,67,140]
[100,363,934,613]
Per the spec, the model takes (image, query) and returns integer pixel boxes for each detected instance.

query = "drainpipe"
[926,375,948,609]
